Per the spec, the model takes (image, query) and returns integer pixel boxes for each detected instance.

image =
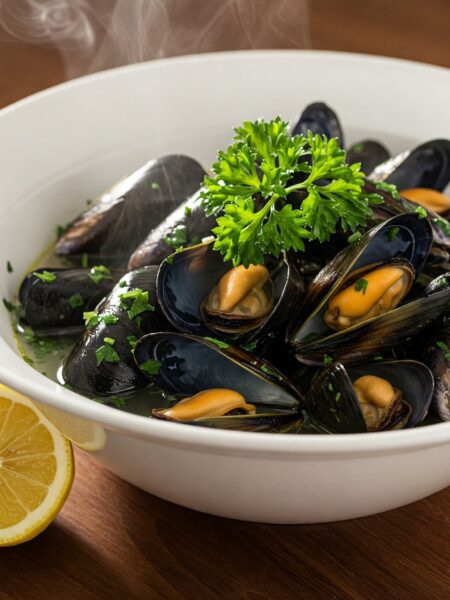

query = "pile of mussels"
[17,102,450,434]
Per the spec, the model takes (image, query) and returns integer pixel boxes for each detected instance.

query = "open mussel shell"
[128,190,216,269]
[156,240,303,345]
[347,140,390,175]
[134,333,302,411]
[291,102,344,145]
[306,360,433,433]
[369,139,450,192]
[183,413,303,433]
[55,155,206,266]
[19,267,122,336]
[62,266,169,398]
[288,213,432,347]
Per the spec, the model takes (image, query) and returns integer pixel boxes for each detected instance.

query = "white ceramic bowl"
[1,51,450,524]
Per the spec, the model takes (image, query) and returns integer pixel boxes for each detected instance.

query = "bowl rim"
[2,49,450,456]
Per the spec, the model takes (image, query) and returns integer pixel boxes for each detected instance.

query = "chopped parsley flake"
[433,216,450,236]
[184,205,192,217]
[110,396,126,408]
[139,358,162,376]
[323,354,333,366]
[151,182,160,190]
[373,355,384,361]
[119,288,155,320]
[387,227,400,241]
[415,206,427,219]
[119,280,127,288]
[56,224,69,239]
[103,314,119,326]
[335,392,342,402]
[68,293,84,308]
[81,253,89,268]
[260,364,282,380]
[436,341,448,351]
[33,270,56,284]
[375,181,400,199]
[164,255,174,265]
[104,337,115,345]
[6,261,13,273]
[164,224,188,250]
[347,231,361,244]
[89,265,112,285]
[241,340,258,353]
[83,311,100,329]
[204,337,230,349]
[327,383,334,392]
[127,335,138,349]
[96,343,120,365]
[355,278,369,294]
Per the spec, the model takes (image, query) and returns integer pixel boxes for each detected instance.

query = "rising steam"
[0,0,310,79]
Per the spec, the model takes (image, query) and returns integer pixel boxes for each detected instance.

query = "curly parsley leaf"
[201,118,382,267]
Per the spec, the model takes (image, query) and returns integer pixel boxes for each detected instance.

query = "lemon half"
[0,386,74,547]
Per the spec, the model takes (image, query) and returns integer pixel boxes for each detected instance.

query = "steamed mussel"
[11,103,450,439]
[156,241,303,349]
[306,360,433,433]
[134,333,302,432]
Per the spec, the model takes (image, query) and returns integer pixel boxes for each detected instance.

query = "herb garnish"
[119,280,127,288]
[83,311,100,329]
[436,341,450,360]
[103,314,119,326]
[200,117,383,267]
[355,278,369,294]
[6,261,13,273]
[347,231,361,244]
[139,358,162,375]
[373,355,384,361]
[96,339,120,365]
[415,206,427,219]
[184,205,192,217]
[89,265,112,285]
[127,335,138,349]
[433,216,450,236]
[387,227,400,241]
[109,396,126,408]
[375,181,400,199]
[119,288,155,320]
[56,224,69,239]
[164,224,188,250]
[323,354,333,366]
[241,340,258,353]
[204,336,230,349]
[68,293,84,308]
[81,253,89,268]
[151,182,160,190]
[33,270,56,284]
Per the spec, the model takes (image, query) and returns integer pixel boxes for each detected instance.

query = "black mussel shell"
[422,318,450,420]
[369,139,450,192]
[364,180,450,249]
[156,241,304,345]
[182,412,303,433]
[288,213,432,343]
[128,190,216,269]
[62,266,169,398]
[306,360,433,433]
[19,267,122,336]
[134,333,302,410]
[55,155,205,266]
[291,102,344,146]
[347,140,390,175]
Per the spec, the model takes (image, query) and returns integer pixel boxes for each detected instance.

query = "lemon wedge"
[0,386,74,547]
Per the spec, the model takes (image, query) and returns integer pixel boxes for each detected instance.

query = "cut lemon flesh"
[0,386,74,546]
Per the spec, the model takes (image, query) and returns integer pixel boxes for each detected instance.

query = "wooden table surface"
[1,1,450,598]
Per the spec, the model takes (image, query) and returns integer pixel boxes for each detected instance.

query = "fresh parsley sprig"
[201,117,383,267]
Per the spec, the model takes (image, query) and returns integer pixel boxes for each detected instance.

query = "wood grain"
[1,1,450,599]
